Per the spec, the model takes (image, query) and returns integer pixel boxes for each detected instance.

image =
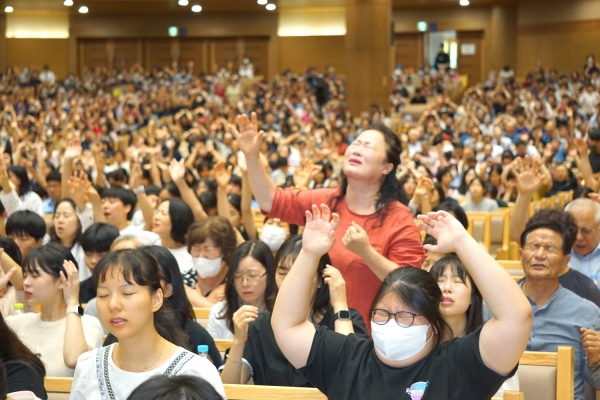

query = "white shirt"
[167,246,194,275]
[69,344,225,400]
[119,224,160,244]
[206,301,233,340]
[6,312,103,377]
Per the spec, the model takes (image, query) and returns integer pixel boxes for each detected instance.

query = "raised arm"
[508,157,543,242]
[240,169,257,240]
[233,114,277,212]
[61,260,91,369]
[417,211,531,375]
[214,160,233,222]
[272,204,340,369]
[129,162,154,232]
[169,159,207,221]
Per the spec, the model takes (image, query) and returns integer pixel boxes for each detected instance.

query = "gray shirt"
[461,197,499,212]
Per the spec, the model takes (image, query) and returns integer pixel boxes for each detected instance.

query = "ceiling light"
[78,5,88,13]
[64,0,73,5]
[459,0,469,5]
[266,3,276,10]
[178,0,189,5]
[191,4,202,12]
[4,6,13,12]
[257,0,267,4]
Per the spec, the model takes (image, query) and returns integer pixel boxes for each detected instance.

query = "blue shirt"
[42,197,55,215]
[484,284,600,400]
[569,243,600,278]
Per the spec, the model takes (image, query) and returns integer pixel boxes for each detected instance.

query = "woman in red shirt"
[233,113,425,323]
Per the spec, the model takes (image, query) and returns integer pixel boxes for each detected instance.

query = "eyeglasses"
[577,227,598,236]
[523,242,560,255]
[233,272,266,285]
[370,308,421,328]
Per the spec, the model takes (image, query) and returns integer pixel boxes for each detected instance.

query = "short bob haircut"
[22,242,79,278]
[433,201,469,230]
[370,266,452,347]
[100,186,137,220]
[81,223,120,253]
[220,240,278,333]
[274,235,331,321]
[162,198,194,245]
[520,209,578,255]
[186,216,237,266]
[429,254,483,338]
[126,375,223,400]
[7,166,30,196]
[6,210,46,241]
[49,198,84,245]
[93,248,189,348]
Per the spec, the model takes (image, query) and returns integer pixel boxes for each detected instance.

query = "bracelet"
[133,185,145,195]
[226,354,243,367]
[587,357,600,369]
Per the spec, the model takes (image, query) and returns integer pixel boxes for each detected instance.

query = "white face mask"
[261,225,287,251]
[371,321,432,362]
[193,257,223,279]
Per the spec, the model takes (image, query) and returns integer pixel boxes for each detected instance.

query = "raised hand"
[64,137,83,161]
[342,221,372,258]
[234,112,263,158]
[413,177,434,200]
[302,204,340,257]
[416,211,469,254]
[511,156,542,196]
[293,159,321,189]
[213,160,232,188]
[581,328,600,366]
[68,173,87,210]
[168,158,186,185]
[129,161,143,189]
[232,305,259,343]
[574,137,589,156]
[322,265,347,310]
[60,260,80,308]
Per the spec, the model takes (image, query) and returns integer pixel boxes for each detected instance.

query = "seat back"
[466,212,491,251]
[215,338,233,360]
[498,260,523,277]
[492,391,525,400]
[517,346,574,400]
[194,307,210,328]
[488,210,510,258]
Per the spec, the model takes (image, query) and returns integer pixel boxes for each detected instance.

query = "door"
[457,31,484,86]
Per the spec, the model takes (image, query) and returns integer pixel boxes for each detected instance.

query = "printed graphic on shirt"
[406,381,428,400]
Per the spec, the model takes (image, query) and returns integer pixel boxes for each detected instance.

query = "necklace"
[116,338,166,372]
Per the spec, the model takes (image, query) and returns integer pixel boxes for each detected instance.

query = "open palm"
[417,211,468,254]
[235,112,263,157]
[302,204,340,257]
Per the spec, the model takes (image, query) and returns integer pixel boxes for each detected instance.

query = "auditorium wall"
[279,36,345,75]
[6,39,69,79]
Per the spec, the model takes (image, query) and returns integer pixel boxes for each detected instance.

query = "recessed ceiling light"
[266,3,276,10]
[257,0,267,4]
[78,5,88,13]
[178,0,189,5]
[191,4,202,12]
[459,0,469,5]
[4,6,13,12]
[64,0,73,6]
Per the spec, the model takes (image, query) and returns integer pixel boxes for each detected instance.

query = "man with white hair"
[564,198,600,277]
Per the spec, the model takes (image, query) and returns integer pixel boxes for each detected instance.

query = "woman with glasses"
[206,240,277,339]
[271,205,531,399]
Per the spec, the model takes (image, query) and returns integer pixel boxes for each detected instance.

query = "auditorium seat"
[194,307,211,328]
[516,346,574,400]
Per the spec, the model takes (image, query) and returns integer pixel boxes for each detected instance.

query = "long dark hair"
[126,375,222,400]
[7,166,30,196]
[429,254,483,337]
[49,198,84,246]
[457,168,476,195]
[370,266,452,347]
[220,240,277,333]
[274,235,331,321]
[328,123,406,227]
[0,312,46,376]
[163,199,194,245]
[93,249,189,349]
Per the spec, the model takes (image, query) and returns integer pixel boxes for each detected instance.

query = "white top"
[69,344,225,400]
[5,312,103,377]
[0,190,44,218]
[167,246,194,275]
[119,224,160,244]
[71,243,91,282]
[207,301,233,340]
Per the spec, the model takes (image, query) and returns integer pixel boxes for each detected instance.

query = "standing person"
[271,205,531,399]
[234,114,425,322]
[69,249,225,399]
[434,44,450,72]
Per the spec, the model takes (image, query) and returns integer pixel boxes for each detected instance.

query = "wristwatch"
[133,185,145,195]
[334,310,351,321]
[66,305,84,317]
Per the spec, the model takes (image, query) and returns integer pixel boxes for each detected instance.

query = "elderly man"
[564,198,600,277]
[489,209,600,400]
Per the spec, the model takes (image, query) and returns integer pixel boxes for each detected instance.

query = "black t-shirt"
[590,150,600,173]
[299,325,514,400]
[519,268,600,308]
[103,320,222,369]
[243,306,368,387]
[5,359,48,400]
[79,277,96,304]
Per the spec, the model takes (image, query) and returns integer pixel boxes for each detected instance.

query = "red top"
[266,187,425,326]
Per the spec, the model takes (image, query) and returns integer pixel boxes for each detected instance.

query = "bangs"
[22,259,45,277]
[92,249,161,291]
[276,254,295,270]
[429,254,469,286]
[94,262,137,288]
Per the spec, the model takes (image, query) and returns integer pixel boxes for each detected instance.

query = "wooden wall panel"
[80,39,108,72]
[457,31,484,87]
[394,32,423,72]
[213,38,239,74]
[243,37,269,77]
[179,38,206,73]
[6,39,69,79]
[113,39,139,70]
[279,36,345,75]
[146,39,174,69]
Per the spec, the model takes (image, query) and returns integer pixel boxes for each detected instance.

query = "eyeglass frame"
[232,271,267,286]
[369,308,421,328]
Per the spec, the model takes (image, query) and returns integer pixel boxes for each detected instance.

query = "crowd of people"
[0,52,599,399]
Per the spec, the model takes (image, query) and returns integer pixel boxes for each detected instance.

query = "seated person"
[185,216,237,308]
[461,177,499,212]
[421,236,446,272]
[220,235,367,385]
[6,243,103,377]
[127,375,222,400]
[0,237,22,317]
[79,223,120,304]
[485,216,600,400]
[433,201,469,229]
[69,249,225,399]
[0,313,47,399]
[6,211,46,260]
[207,240,277,340]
